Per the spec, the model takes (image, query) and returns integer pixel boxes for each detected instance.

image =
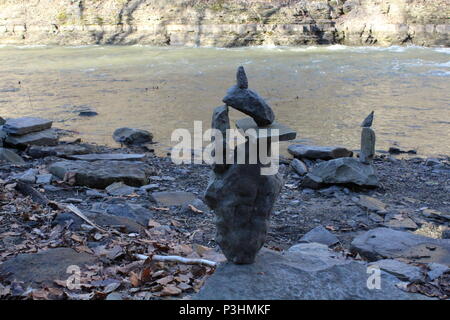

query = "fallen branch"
[65,204,108,234]
[134,253,217,268]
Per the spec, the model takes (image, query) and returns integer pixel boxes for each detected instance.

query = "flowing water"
[0,44,449,157]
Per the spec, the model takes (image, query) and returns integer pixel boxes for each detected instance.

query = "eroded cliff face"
[0,0,448,46]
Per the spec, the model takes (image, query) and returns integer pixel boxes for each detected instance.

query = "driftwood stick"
[134,253,218,268]
[65,204,108,233]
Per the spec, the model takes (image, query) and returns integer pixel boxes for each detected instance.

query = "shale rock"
[5,129,58,148]
[288,144,353,160]
[301,157,379,189]
[0,147,25,164]
[360,127,376,164]
[113,127,153,146]
[2,117,52,135]
[48,160,156,188]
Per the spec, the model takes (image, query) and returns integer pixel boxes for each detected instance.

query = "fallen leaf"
[188,204,203,214]
[129,271,141,287]
[160,285,181,296]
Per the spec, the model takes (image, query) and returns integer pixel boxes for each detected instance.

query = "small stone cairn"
[204,66,296,264]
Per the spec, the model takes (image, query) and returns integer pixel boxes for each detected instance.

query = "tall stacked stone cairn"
[205,66,296,264]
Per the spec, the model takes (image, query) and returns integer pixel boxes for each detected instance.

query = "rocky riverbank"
[0,0,448,47]
[0,115,449,299]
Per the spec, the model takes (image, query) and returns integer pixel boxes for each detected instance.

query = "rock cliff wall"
[0,0,448,46]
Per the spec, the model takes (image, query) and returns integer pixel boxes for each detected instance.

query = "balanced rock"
[205,158,283,264]
[223,67,274,127]
[48,160,157,188]
[360,127,376,164]
[3,117,52,135]
[351,227,450,266]
[361,111,374,128]
[113,127,153,146]
[236,117,297,142]
[301,157,379,189]
[288,144,353,160]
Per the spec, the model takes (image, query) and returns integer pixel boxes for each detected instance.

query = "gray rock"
[299,226,339,246]
[0,248,97,286]
[427,263,449,280]
[5,128,58,148]
[211,105,230,173]
[105,182,136,196]
[301,157,379,189]
[196,248,426,300]
[0,117,5,125]
[383,216,418,231]
[291,158,308,176]
[443,229,450,239]
[236,66,248,89]
[360,127,376,164]
[318,185,342,196]
[139,183,160,192]
[369,259,424,282]
[151,191,197,207]
[3,117,52,135]
[0,128,6,146]
[205,155,283,264]
[112,127,153,146]
[235,117,297,142]
[48,160,156,188]
[36,173,53,185]
[91,203,153,226]
[357,195,387,213]
[288,144,353,160]
[223,86,274,127]
[67,153,145,161]
[86,189,107,198]
[425,158,440,167]
[361,111,374,128]
[27,144,95,158]
[0,147,25,164]
[15,168,38,183]
[351,227,450,265]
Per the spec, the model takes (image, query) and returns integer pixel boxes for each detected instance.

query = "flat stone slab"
[302,157,379,189]
[299,226,339,247]
[0,248,97,286]
[67,153,145,161]
[351,228,450,266]
[368,259,424,282]
[48,160,156,189]
[3,117,52,135]
[235,117,297,142]
[196,247,426,300]
[90,203,153,226]
[27,144,95,158]
[0,147,25,164]
[288,144,353,160]
[151,191,197,207]
[5,129,58,148]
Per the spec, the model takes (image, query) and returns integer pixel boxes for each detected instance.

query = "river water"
[0,44,449,157]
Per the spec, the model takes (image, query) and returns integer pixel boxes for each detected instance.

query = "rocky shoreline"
[0,0,448,47]
[0,115,449,299]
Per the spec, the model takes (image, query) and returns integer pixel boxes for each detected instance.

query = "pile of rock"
[205,66,297,264]
[289,111,379,189]
[0,116,58,149]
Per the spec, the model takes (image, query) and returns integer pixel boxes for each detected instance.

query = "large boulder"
[195,246,427,300]
[288,144,353,160]
[301,157,379,189]
[2,117,52,135]
[112,127,153,146]
[351,228,450,266]
[48,160,157,188]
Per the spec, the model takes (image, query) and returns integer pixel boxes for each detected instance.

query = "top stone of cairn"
[223,66,275,127]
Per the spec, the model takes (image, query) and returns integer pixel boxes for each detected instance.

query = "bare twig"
[65,204,108,233]
[134,253,218,268]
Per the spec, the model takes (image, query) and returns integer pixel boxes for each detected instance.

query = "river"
[0,44,449,157]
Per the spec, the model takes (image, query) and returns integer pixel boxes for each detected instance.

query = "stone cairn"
[204,66,296,264]
[360,111,375,164]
